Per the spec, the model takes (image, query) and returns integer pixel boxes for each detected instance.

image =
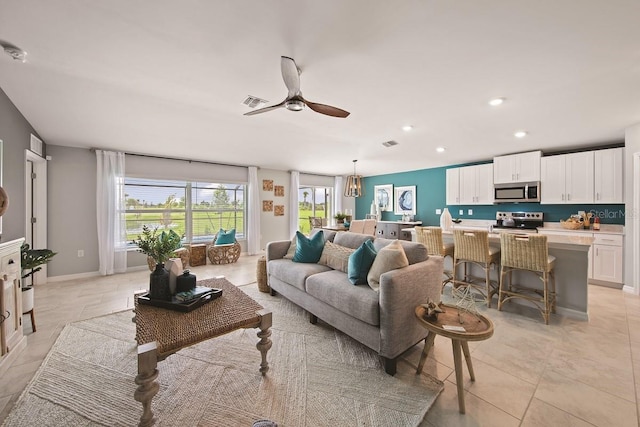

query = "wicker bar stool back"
[498,233,556,324]
[415,226,454,292]
[452,229,500,307]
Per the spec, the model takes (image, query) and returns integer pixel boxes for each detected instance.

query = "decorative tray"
[137,286,222,312]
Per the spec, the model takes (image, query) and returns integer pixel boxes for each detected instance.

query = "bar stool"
[452,229,500,307]
[415,226,454,292]
[498,233,556,324]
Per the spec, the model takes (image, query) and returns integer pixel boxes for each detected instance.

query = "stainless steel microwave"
[494,182,540,203]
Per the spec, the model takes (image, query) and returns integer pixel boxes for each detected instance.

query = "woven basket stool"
[256,256,269,293]
[207,238,241,264]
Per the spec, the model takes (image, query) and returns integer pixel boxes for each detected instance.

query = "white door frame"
[625,152,640,295]
[25,149,48,285]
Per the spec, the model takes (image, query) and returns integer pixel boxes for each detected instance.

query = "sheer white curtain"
[289,171,300,237]
[247,166,261,255]
[96,150,127,275]
[334,175,343,218]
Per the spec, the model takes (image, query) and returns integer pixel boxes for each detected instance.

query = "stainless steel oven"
[494,182,540,203]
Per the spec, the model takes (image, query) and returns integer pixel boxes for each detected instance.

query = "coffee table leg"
[452,340,466,414]
[135,342,159,427]
[256,309,273,375]
[461,341,475,381]
[416,332,436,374]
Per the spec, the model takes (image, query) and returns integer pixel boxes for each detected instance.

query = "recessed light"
[402,125,413,132]
[436,147,446,153]
[514,130,528,138]
[488,98,505,106]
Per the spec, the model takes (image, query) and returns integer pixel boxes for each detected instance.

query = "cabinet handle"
[596,192,600,200]
[512,173,515,181]
[516,173,519,180]
[567,194,570,201]
[596,248,599,256]
[562,194,564,201]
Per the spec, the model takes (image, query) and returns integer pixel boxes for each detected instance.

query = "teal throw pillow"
[215,228,236,245]
[293,230,325,263]
[347,240,377,285]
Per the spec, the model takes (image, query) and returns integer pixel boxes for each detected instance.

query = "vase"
[440,207,453,232]
[149,263,171,301]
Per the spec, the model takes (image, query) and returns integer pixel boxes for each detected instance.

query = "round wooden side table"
[415,304,494,414]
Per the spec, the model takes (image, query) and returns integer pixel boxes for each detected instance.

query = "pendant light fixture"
[344,160,364,197]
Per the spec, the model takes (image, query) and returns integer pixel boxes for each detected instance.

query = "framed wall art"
[262,180,274,191]
[374,184,393,212]
[394,185,416,215]
[262,200,273,212]
[274,205,285,216]
[274,185,284,197]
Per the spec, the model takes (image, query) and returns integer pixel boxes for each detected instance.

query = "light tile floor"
[0,255,638,427]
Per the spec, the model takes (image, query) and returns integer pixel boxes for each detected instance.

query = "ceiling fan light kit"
[244,56,350,118]
[344,160,364,198]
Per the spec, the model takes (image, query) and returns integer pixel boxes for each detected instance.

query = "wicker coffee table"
[133,277,272,427]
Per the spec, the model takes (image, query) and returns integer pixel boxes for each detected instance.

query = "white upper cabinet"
[493,151,541,184]
[451,164,494,205]
[594,148,624,203]
[446,168,460,205]
[541,151,594,204]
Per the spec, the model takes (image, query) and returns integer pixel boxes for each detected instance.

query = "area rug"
[2,284,442,426]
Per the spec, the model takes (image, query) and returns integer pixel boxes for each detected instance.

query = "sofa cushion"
[284,229,336,260]
[373,238,428,265]
[268,259,332,291]
[334,231,374,250]
[348,240,377,285]
[367,240,409,291]
[215,228,236,245]
[318,242,354,273]
[306,270,380,326]
[283,236,297,259]
[293,231,325,263]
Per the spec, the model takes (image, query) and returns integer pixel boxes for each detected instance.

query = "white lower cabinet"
[591,234,623,284]
[538,230,623,285]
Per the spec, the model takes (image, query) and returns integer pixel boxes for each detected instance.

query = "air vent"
[382,140,399,148]
[243,96,268,109]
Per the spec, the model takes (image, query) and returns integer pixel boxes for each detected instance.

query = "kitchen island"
[408,227,594,320]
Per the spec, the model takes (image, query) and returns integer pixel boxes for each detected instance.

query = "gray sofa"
[266,230,444,375]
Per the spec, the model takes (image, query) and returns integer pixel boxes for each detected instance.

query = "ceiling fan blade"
[304,100,350,118]
[281,56,300,98]
[243,100,286,116]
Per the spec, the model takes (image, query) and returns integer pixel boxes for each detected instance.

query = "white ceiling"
[1,1,639,177]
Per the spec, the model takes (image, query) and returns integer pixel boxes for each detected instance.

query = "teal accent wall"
[356,164,625,226]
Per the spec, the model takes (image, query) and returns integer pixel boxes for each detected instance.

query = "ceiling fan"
[244,56,350,118]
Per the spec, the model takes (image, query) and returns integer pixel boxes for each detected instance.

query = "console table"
[0,238,26,377]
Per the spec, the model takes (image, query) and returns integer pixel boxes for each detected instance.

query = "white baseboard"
[623,285,639,295]
[47,265,149,283]
[554,306,589,321]
[47,271,101,282]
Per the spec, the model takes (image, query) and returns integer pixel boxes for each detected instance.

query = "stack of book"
[175,286,214,303]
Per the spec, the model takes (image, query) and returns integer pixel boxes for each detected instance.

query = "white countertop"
[402,220,624,236]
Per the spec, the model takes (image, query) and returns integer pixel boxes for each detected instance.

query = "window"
[125,178,245,245]
[298,186,332,234]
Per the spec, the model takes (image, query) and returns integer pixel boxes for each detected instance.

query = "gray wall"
[47,145,99,276]
[0,87,44,243]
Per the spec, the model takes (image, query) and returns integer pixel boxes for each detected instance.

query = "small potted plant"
[21,243,57,316]
[334,212,348,225]
[132,225,183,300]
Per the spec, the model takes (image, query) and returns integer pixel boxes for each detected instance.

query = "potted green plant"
[334,212,348,225]
[132,225,183,300]
[21,243,57,315]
